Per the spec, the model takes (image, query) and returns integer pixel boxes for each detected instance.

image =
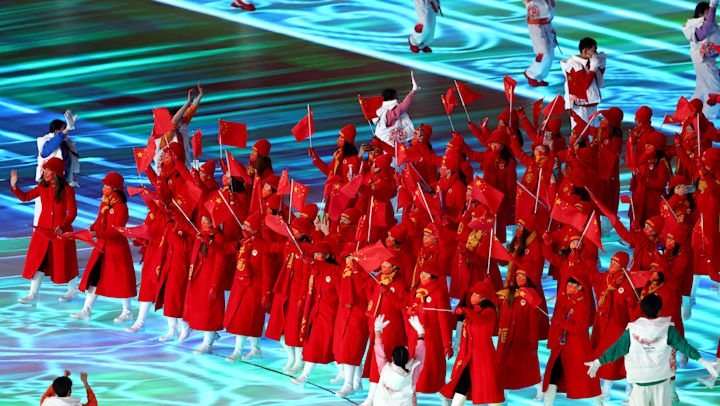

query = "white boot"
[19,271,44,306]
[533,383,544,401]
[336,365,356,397]
[544,384,557,406]
[591,395,604,406]
[670,379,679,404]
[450,394,466,406]
[330,362,344,384]
[126,301,152,332]
[281,341,296,372]
[698,374,717,390]
[359,382,377,406]
[353,365,363,392]
[58,278,78,302]
[242,337,262,360]
[601,379,612,400]
[158,317,178,342]
[114,299,133,323]
[440,393,452,406]
[287,346,304,374]
[177,320,191,342]
[226,335,247,362]
[70,286,97,321]
[291,362,315,384]
[194,331,219,354]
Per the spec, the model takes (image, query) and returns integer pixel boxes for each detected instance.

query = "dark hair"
[254,155,273,178]
[49,119,66,133]
[229,176,246,193]
[478,298,496,310]
[609,126,623,140]
[579,37,597,53]
[40,174,68,203]
[571,186,590,202]
[52,376,72,397]
[695,2,710,18]
[640,293,663,318]
[667,187,695,211]
[111,189,128,204]
[168,107,180,116]
[508,229,532,258]
[325,256,339,265]
[567,276,581,286]
[392,345,410,372]
[498,145,514,165]
[342,142,359,158]
[382,89,398,101]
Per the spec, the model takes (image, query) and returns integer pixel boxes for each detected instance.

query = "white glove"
[411,71,420,91]
[374,314,390,332]
[584,359,601,378]
[408,315,425,336]
[64,109,78,130]
[589,54,600,71]
[700,358,720,379]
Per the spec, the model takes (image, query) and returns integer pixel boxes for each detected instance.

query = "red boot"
[524,71,539,87]
[231,0,255,11]
[409,38,420,53]
[422,46,432,53]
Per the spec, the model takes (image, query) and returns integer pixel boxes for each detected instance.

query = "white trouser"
[628,380,671,406]
[33,199,42,226]
[569,104,598,129]
[692,59,720,119]
[527,23,556,81]
[410,0,437,48]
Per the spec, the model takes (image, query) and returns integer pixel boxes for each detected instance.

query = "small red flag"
[192,129,202,159]
[151,108,174,138]
[249,175,263,215]
[468,215,495,232]
[277,169,291,195]
[542,95,566,117]
[291,181,309,211]
[532,98,544,130]
[358,95,384,121]
[225,151,251,183]
[341,171,364,198]
[550,197,587,231]
[583,214,605,253]
[204,193,233,228]
[327,182,351,221]
[629,271,654,289]
[113,224,154,241]
[219,120,248,149]
[518,286,543,308]
[708,94,720,106]
[370,200,387,227]
[491,235,517,264]
[455,81,483,105]
[126,186,149,197]
[32,225,61,241]
[470,176,505,215]
[354,241,394,272]
[291,107,315,142]
[133,147,151,175]
[566,68,589,101]
[412,184,441,217]
[264,215,292,238]
[588,190,622,230]
[620,194,632,205]
[62,229,103,252]
[441,89,458,116]
[503,75,517,105]
[397,143,421,166]
[174,179,203,216]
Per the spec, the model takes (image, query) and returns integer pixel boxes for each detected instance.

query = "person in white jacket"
[523,0,557,87]
[683,0,720,119]
[561,37,606,126]
[585,294,719,406]
[40,370,97,406]
[374,71,419,151]
[371,314,426,406]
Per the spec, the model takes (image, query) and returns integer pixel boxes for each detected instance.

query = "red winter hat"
[446,133,467,153]
[611,251,630,268]
[689,98,704,113]
[313,240,333,255]
[341,207,362,224]
[471,204,489,218]
[497,108,519,128]
[291,216,314,237]
[635,106,652,124]
[531,140,549,152]
[199,160,216,177]
[645,215,665,234]
[442,152,463,173]
[43,157,65,176]
[489,129,509,145]
[374,153,393,170]
[665,224,688,244]
[547,117,562,134]
[644,131,666,150]
[298,203,318,221]
[600,107,624,128]
[517,214,537,232]
[340,124,357,144]
[669,175,689,191]
[388,223,407,241]
[702,148,720,170]
[253,139,271,157]
[265,174,280,190]
[414,124,433,140]
[423,221,442,239]
[384,254,402,268]
[101,172,124,190]
[243,212,263,232]
[469,280,497,305]
[169,142,186,163]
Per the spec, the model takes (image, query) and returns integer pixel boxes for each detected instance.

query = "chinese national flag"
[151,107,174,138]
[628,271,654,289]
[542,94,566,117]
[358,95,384,121]
[583,213,605,253]
[597,145,619,180]
[455,81,483,105]
[659,199,680,234]
[133,147,151,175]
[588,190,621,230]
[277,169,291,195]
[291,182,309,211]
[249,175,263,215]
[219,120,247,149]
[113,224,155,241]
[32,225,60,241]
[491,235,517,264]
[62,229,102,252]
[225,151,251,183]
[204,194,233,228]
[468,215,495,232]
[566,69,589,101]
[126,186,145,197]
[518,286,542,308]
[412,184,440,217]
[264,215,292,238]
[397,143,421,166]
[341,171,364,198]
[327,183,351,221]
[670,97,694,123]
[620,194,632,205]
[192,129,202,159]
[470,176,505,215]
[515,184,548,221]
[138,190,159,206]
[532,98,544,129]
[441,89,458,116]
[291,107,315,142]
[174,179,203,216]
[550,197,587,231]
[691,216,712,255]
[503,75,517,105]
[370,200,387,227]
[354,241,394,272]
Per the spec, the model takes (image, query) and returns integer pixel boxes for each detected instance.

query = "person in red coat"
[291,241,341,384]
[224,213,267,361]
[334,248,372,397]
[356,153,397,243]
[543,276,603,405]
[384,223,415,289]
[10,157,78,306]
[435,153,467,227]
[247,138,274,180]
[308,124,362,183]
[408,124,438,186]
[72,173,136,322]
[610,215,664,272]
[440,280,504,406]
[593,107,624,214]
[626,131,671,226]
[181,216,227,354]
[589,252,637,399]
[496,270,546,398]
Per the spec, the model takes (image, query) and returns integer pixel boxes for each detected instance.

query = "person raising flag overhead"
[374,72,419,149]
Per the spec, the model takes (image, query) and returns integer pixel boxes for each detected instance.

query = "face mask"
[470,294,481,305]
[314,254,325,261]
[490,144,502,153]
[337,137,345,148]
[222,175,229,187]
[516,274,527,287]
[381,263,394,274]
[249,152,257,163]
[385,237,397,248]
[43,171,54,182]
[608,263,620,273]
[262,186,272,199]
[419,272,431,284]
[643,144,655,155]
[565,284,580,296]
[291,229,301,240]
[338,222,351,232]
[515,225,524,237]
[423,235,436,248]
[533,149,547,162]
[200,220,213,233]
[102,186,112,197]
[411,136,421,145]
[242,229,254,239]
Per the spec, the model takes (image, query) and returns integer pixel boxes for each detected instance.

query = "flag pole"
[661,196,680,225]
[442,95,456,132]
[540,96,559,132]
[283,221,304,256]
[171,199,201,235]
[218,190,243,227]
[697,113,702,159]
[516,181,548,210]
[579,210,596,244]
[307,104,312,149]
[575,111,602,146]
[289,179,293,224]
[454,80,471,122]
[621,267,642,302]
[417,182,435,222]
[367,196,374,244]
[533,169,543,214]
[487,215,495,278]
[358,94,377,138]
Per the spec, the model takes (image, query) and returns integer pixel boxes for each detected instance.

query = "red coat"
[356,169,397,243]
[183,233,227,331]
[311,148,361,182]
[79,194,136,298]
[12,183,78,283]
[440,306,504,404]
[333,262,371,365]
[224,234,267,337]
[301,260,340,364]
[496,287,543,390]
[594,129,623,214]
[211,188,249,291]
[409,278,453,393]
[451,225,503,299]
[136,203,167,302]
[543,290,601,399]
[435,174,466,226]
[628,156,671,225]
[408,141,438,186]
[154,221,191,317]
[693,170,720,275]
